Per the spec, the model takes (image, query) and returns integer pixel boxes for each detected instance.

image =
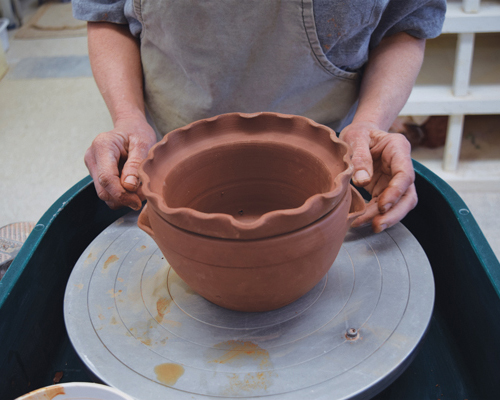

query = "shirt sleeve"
[313,0,446,72]
[371,0,447,48]
[72,0,142,37]
[73,0,128,24]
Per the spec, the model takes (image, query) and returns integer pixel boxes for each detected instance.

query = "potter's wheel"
[64,211,434,400]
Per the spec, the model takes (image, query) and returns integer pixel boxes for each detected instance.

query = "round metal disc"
[64,211,434,400]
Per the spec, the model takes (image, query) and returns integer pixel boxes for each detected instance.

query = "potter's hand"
[340,122,418,233]
[84,116,157,210]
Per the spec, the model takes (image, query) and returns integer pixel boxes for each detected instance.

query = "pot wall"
[139,185,365,312]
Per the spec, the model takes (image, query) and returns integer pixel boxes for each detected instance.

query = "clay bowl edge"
[139,112,354,239]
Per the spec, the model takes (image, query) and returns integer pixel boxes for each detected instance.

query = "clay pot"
[139,112,356,240]
[138,112,365,312]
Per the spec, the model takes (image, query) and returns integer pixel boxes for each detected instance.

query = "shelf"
[403,33,500,115]
[402,84,500,115]
[414,33,500,87]
[443,1,500,33]
[400,4,500,171]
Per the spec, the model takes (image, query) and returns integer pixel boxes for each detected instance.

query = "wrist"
[350,109,390,131]
[112,111,157,143]
[340,120,376,143]
[113,107,148,126]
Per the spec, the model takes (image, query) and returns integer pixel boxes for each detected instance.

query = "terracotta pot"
[139,112,355,240]
[138,185,365,312]
[138,112,365,312]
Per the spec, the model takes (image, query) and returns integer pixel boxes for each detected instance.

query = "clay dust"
[84,252,97,265]
[208,340,277,395]
[155,297,172,323]
[210,340,270,368]
[103,254,119,270]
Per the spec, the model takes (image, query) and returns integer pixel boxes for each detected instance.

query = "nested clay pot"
[138,112,365,312]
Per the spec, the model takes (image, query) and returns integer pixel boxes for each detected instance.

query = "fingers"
[376,170,414,214]
[373,133,414,214]
[341,125,417,233]
[351,184,418,233]
[372,184,418,233]
[339,127,373,187]
[85,133,143,211]
[120,135,155,192]
[351,198,379,228]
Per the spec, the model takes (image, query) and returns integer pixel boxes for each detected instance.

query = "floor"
[1,3,500,262]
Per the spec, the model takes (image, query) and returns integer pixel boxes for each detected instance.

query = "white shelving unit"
[401,0,500,171]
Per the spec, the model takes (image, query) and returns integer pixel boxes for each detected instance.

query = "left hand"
[340,122,418,233]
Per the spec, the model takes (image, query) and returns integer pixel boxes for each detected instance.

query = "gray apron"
[134,0,360,136]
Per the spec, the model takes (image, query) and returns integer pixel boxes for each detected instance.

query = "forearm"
[87,22,146,124]
[85,22,157,210]
[352,32,426,131]
[339,32,422,231]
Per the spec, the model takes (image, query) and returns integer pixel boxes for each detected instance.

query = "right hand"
[340,122,417,233]
[84,115,158,210]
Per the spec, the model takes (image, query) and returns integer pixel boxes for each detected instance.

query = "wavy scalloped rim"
[139,112,354,238]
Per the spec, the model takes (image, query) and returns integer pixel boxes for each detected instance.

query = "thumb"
[121,140,151,192]
[341,131,373,187]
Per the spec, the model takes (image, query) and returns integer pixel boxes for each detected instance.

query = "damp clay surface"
[138,112,365,312]
[140,112,355,240]
[164,142,332,225]
[139,186,365,312]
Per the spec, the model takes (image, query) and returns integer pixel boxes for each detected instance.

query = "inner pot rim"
[150,185,342,235]
[145,184,361,248]
[139,112,354,239]
[162,140,339,213]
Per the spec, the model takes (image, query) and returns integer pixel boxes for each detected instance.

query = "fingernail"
[129,200,142,211]
[354,170,370,184]
[124,175,138,188]
[379,224,388,232]
[381,203,393,213]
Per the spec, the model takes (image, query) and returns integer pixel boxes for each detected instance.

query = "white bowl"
[15,382,135,400]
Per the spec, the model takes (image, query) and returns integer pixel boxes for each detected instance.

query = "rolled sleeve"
[72,0,142,36]
[372,0,447,47]
[72,0,128,24]
[313,0,446,72]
